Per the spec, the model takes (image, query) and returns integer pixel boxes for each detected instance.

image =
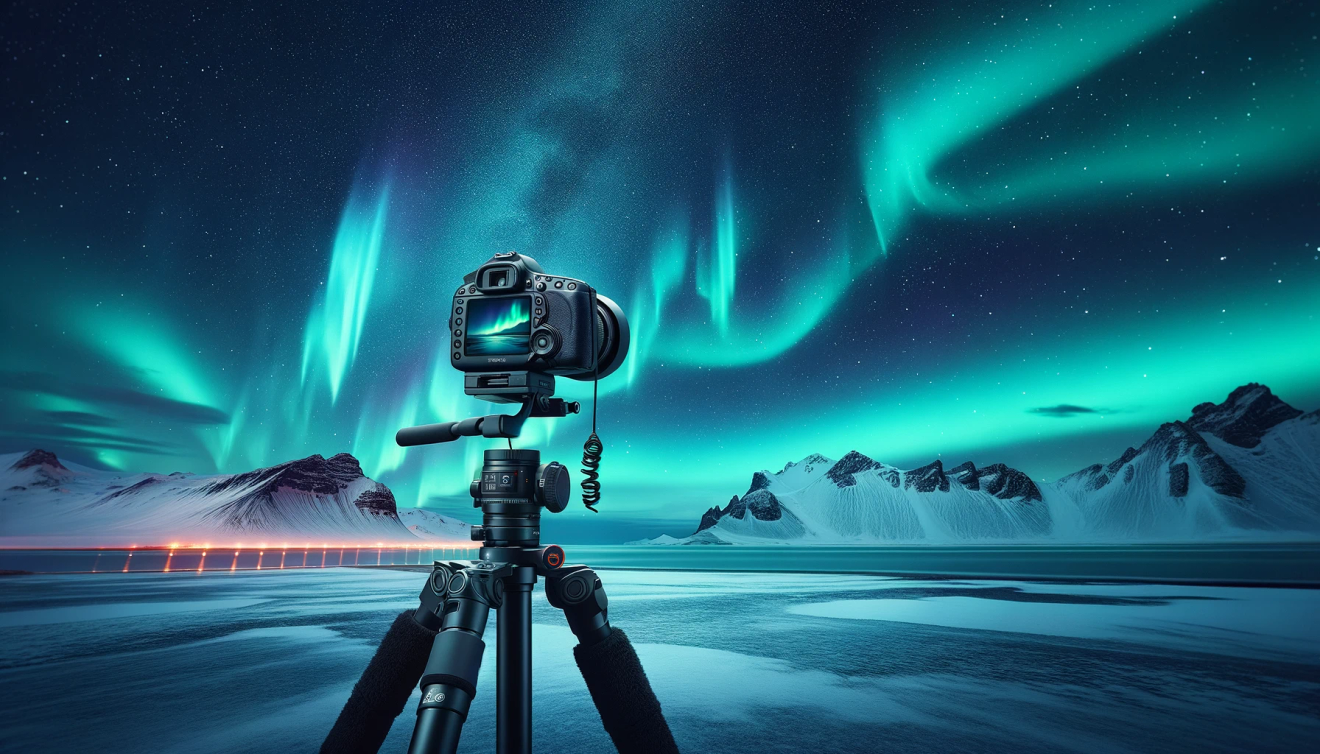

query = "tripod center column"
[497,565,536,754]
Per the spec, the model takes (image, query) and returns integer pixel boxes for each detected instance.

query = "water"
[5,543,1320,584]
[467,334,528,355]
[0,567,1316,753]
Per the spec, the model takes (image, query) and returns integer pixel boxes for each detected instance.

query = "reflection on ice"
[0,568,1316,753]
[790,585,1320,662]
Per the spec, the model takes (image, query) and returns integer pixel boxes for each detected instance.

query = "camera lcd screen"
[466,296,531,355]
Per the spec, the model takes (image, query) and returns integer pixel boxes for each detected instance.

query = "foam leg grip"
[573,628,680,754]
[321,610,438,754]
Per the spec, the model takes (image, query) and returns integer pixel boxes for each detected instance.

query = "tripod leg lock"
[545,565,612,646]
[419,630,485,702]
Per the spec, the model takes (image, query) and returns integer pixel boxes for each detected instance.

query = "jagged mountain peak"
[11,449,67,471]
[905,459,950,493]
[826,450,882,487]
[1188,383,1302,448]
[1059,420,1247,500]
[1106,447,1139,475]
[950,461,980,490]
[977,463,1043,502]
[788,453,833,470]
[205,452,367,498]
[747,471,772,494]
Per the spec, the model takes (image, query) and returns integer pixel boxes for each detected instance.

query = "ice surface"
[0,568,1317,753]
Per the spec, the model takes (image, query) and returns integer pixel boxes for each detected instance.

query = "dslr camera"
[450,252,629,403]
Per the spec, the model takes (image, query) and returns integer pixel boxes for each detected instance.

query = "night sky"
[2,1,1318,542]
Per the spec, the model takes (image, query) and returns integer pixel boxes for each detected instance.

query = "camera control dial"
[536,462,571,513]
[531,325,561,359]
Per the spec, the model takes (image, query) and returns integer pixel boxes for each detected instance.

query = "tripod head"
[395,372,580,446]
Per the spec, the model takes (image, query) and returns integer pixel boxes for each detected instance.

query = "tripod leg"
[408,560,513,754]
[320,610,438,754]
[409,620,487,754]
[547,566,680,754]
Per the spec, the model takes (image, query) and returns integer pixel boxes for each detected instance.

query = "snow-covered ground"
[0,568,1316,753]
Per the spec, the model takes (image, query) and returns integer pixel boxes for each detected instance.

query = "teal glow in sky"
[2,0,1317,541]
[302,183,390,404]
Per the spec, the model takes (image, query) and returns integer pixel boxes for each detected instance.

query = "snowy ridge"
[398,507,471,541]
[0,450,470,547]
[662,384,1320,544]
[688,453,1050,545]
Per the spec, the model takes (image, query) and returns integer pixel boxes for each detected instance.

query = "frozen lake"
[1,567,1317,753]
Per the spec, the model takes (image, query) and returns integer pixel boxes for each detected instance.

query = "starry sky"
[2,1,1318,543]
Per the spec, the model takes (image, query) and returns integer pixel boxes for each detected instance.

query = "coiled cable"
[580,306,603,511]
[581,427,602,512]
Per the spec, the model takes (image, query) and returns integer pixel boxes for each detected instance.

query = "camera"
[450,252,629,403]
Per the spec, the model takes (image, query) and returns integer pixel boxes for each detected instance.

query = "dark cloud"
[0,372,230,425]
[0,425,182,455]
[1027,405,1111,418]
[39,410,119,427]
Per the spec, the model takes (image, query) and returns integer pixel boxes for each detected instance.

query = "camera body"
[450,252,628,402]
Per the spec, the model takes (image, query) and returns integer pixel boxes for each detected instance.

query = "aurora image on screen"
[466,297,531,355]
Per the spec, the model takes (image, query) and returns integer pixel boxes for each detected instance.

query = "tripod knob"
[536,461,571,513]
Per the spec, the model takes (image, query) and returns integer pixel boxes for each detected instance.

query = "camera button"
[454,329,462,336]
[567,282,576,290]
[535,308,543,316]
[534,296,542,305]
[554,280,563,288]
[455,318,462,325]
[536,282,546,291]
[456,307,463,314]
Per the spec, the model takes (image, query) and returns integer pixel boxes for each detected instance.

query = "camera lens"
[568,294,629,381]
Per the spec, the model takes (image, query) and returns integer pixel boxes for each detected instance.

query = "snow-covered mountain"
[663,384,1320,544]
[680,452,1051,545]
[0,450,470,548]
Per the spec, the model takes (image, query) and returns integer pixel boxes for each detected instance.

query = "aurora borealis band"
[2,1,1318,542]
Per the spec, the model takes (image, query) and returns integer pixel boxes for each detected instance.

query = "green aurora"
[1,0,1317,540]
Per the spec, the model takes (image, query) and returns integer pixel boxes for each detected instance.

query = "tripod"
[322,447,679,754]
